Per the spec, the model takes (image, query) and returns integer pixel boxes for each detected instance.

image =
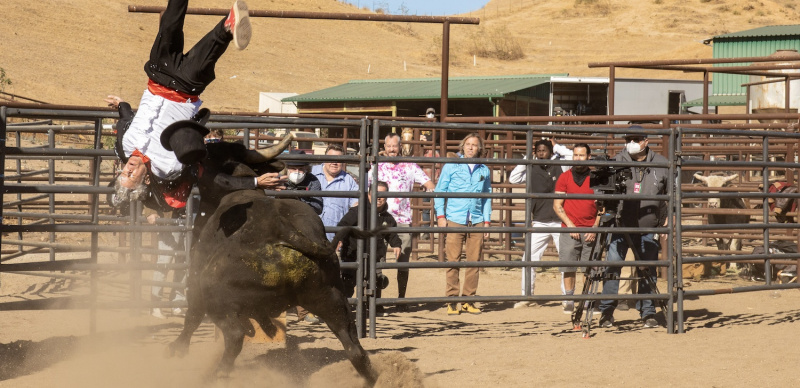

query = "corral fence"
[2,102,800,338]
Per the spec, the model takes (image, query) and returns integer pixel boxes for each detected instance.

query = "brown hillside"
[1,0,798,112]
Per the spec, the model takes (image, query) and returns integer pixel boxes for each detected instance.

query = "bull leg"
[167,283,205,358]
[214,313,246,378]
[309,289,377,386]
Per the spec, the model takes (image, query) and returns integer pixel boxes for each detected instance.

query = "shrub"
[467,25,524,61]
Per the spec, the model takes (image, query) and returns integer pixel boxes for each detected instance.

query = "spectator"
[312,144,359,241]
[552,143,600,315]
[434,133,492,315]
[284,150,323,215]
[368,133,435,311]
[106,0,251,212]
[283,149,323,324]
[599,128,670,329]
[334,181,402,317]
[508,139,564,308]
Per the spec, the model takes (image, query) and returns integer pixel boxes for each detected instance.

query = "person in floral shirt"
[368,133,435,311]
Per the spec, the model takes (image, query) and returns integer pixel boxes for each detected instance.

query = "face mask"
[626,140,642,155]
[288,171,305,184]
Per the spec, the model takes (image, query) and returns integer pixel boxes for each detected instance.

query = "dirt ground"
[1,260,799,388]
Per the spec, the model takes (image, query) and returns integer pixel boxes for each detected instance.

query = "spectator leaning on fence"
[368,133,435,312]
[434,133,492,316]
[312,144,359,241]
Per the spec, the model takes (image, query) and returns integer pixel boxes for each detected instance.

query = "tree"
[0,67,12,93]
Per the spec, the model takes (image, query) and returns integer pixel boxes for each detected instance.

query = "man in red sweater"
[553,143,600,314]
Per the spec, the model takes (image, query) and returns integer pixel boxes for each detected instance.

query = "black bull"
[166,186,377,382]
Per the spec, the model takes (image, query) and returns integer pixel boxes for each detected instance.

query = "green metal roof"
[712,25,800,40]
[682,95,747,107]
[284,74,567,102]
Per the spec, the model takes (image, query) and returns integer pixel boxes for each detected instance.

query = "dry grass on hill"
[0,0,797,111]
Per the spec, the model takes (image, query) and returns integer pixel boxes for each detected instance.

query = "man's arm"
[553,192,580,240]
[332,207,359,245]
[303,178,324,215]
[508,156,527,184]
[412,164,435,191]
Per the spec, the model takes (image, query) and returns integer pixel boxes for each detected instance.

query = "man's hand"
[585,232,596,243]
[104,95,123,109]
[393,247,401,259]
[437,218,447,228]
[570,232,581,240]
[146,214,159,225]
[256,172,287,190]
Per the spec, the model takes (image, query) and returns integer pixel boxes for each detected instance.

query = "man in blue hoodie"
[434,133,492,315]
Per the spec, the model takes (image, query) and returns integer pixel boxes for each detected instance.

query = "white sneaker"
[514,301,532,309]
[151,308,166,319]
[172,307,185,316]
[562,301,574,315]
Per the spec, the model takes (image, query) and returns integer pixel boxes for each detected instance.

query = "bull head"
[401,128,414,157]
[244,133,294,164]
[694,173,738,208]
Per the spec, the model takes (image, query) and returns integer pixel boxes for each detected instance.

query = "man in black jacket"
[334,182,401,315]
[283,150,323,215]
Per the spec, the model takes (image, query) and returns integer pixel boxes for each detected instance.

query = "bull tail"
[330,225,386,249]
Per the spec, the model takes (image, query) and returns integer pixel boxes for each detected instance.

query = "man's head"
[624,126,649,159]
[572,143,591,173]
[323,144,344,177]
[384,133,401,157]
[112,156,150,206]
[534,139,554,160]
[286,149,310,184]
[118,155,149,190]
[368,181,389,209]
[459,133,484,158]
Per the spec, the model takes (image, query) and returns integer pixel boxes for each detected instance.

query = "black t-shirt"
[529,164,563,223]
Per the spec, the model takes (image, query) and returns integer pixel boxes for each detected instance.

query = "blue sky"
[341,0,490,16]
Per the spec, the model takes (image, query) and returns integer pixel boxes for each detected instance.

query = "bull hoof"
[213,364,234,380]
[166,341,189,358]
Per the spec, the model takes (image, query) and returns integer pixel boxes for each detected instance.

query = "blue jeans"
[600,233,659,318]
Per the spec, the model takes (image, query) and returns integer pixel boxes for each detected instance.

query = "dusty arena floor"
[1,264,799,388]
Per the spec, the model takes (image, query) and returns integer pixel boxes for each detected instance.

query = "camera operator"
[598,128,669,329]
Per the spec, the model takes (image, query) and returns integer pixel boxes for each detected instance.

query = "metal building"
[684,24,800,110]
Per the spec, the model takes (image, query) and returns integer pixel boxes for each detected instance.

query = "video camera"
[589,155,631,194]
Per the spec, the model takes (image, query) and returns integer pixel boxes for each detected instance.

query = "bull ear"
[244,133,294,163]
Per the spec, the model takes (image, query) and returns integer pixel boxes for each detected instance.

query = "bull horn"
[244,133,294,163]
[723,174,739,184]
[693,173,708,183]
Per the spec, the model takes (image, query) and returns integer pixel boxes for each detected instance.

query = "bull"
[692,173,750,278]
[164,131,377,384]
[693,173,750,252]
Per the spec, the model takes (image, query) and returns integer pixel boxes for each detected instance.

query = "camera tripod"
[570,209,667,339]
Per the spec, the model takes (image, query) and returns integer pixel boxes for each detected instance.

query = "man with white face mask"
[284,150,323,215]
[598,126,669,330]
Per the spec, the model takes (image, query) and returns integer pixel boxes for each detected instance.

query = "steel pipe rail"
[127,5,480,24]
